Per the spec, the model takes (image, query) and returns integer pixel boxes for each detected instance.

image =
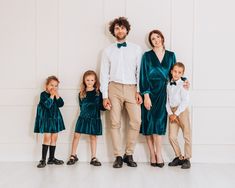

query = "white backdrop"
[0,0,235,163]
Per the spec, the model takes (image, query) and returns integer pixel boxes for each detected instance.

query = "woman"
[140,30,176,167]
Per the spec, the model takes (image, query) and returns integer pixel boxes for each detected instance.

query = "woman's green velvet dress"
[34,91,65,133]
[140,50,176,135]
[75,89,105,135]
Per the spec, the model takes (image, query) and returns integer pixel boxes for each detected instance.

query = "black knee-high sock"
[49,145,56,159]
[42,144,49,161]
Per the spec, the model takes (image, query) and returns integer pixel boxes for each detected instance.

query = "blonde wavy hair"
[79,70,100,99]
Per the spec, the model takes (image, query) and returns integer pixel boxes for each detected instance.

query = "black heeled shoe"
[155,155,164,168]
[150,155,157,167]
[150,162,157,167]
[156,162,165,168]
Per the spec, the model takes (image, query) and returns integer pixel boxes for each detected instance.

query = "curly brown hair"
[109,17,131,37]
[80,70,100,99]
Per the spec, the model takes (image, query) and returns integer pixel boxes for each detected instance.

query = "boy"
[166,62,192,169]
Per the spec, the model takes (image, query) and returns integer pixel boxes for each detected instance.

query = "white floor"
[0,162,234,188]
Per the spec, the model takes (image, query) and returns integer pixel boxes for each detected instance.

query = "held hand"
[105,105,111,111]
[135,92,143,105]
[174,117,180,124]
[103,98,112,110]
[169,114,179,124]
[183,80,190,90]
[144,94,152,111]
[169,115,175,123]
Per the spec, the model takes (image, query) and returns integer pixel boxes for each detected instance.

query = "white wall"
[0,0,235,163]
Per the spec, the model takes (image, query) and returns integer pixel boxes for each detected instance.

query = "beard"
[115,34,127,41]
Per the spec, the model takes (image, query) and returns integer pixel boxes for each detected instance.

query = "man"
[100,17,142,168]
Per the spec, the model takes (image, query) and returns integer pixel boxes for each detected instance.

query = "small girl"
[67,70,106,166]
[34,76,65,168]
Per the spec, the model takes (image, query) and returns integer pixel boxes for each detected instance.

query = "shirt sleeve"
[166,86,173,115]
[174,86,189,116]
[136,46,143,92]
[100,49,110,99]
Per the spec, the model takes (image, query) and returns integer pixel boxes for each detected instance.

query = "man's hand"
[103,98,111,110]
[135,92,143,105]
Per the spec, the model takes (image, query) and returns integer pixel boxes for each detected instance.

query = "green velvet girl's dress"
[34,91,65,133]
[140,50,176,135]
[75,89,105,135]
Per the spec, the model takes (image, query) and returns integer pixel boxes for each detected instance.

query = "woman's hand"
[144,94,152,110]
[183,80,190,90]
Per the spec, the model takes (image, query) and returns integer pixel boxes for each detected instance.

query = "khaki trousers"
[168,107,192,159]
[108,82,141,156]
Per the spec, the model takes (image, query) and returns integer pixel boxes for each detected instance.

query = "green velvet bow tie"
[117,42,127,48]
[170,81,177,86]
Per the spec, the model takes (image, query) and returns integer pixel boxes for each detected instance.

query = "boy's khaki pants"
[168,107,192,159]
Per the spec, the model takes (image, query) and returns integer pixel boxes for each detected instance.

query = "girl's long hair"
[80,70,100,99]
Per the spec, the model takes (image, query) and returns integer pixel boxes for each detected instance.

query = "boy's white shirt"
[166,79,189,116]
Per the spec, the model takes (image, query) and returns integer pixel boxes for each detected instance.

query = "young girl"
[34,76,65,168]
[67,70,106,166]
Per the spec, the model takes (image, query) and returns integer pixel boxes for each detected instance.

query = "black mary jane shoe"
[47,158,64,165]
[37,160,46,168]
[66,155,79,165]
[90,157,102,166]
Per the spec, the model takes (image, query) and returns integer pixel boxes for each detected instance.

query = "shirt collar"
[170,78,182,85]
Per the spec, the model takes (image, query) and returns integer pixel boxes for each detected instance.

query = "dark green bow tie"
[181,77,187,81]
[170,81,177,86]
[117,42,127,48]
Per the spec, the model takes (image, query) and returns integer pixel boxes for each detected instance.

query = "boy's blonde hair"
[172,62,185,73]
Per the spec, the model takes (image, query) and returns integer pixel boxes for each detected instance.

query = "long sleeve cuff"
[102,92,108,99]
[168,111,173,115]
[142,91,150,95]
[136,84,140,93]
